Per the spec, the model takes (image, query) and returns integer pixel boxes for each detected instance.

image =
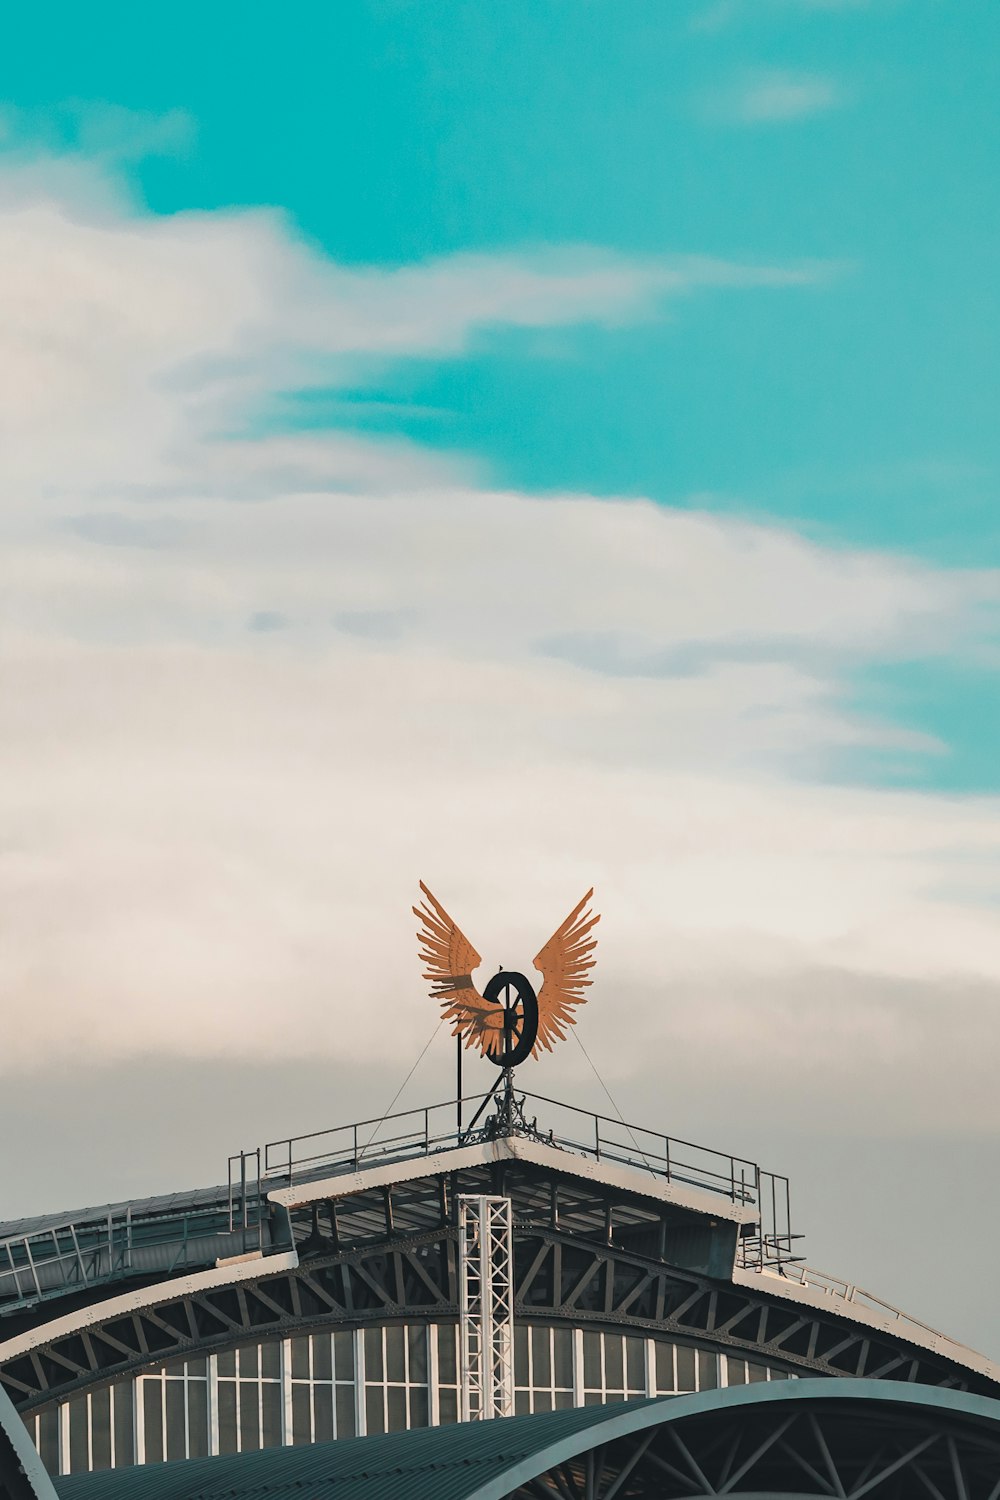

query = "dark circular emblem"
[481,970,539,1068]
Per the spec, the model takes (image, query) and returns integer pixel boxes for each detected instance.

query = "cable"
[359,1017,446,1160]
[571,1027,657,1177]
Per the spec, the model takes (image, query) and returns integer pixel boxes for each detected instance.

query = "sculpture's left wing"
[532,889,600,1054]
[413,882,506,1058]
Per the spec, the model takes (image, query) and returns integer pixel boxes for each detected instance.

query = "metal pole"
[457,1031,463,1138]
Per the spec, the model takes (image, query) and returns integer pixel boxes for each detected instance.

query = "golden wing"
[413,882,506,1058]
[532,889,600,1054]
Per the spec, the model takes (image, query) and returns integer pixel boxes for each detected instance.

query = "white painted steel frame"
[458,1196,515,1422]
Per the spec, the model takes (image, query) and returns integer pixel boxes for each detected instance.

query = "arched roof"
[53,1379,1000,1500]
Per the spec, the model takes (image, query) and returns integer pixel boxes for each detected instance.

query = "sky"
[2,0,1000,1353]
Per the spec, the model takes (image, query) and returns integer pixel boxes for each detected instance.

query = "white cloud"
[1,145,999,1147]
[708,69,844,124]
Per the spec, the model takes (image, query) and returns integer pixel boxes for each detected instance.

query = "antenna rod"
[456,1031,463,1137]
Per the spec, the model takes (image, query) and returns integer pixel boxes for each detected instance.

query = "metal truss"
[458,1197,515,1421]
[1,1160,991,1414]
[511,1400,1000,1498]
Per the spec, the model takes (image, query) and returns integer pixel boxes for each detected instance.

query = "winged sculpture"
[413,882,599,1063]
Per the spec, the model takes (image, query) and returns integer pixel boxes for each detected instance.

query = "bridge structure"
[1,1089,997,1492]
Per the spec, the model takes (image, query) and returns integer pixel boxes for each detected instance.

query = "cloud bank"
[1,145,999,1146]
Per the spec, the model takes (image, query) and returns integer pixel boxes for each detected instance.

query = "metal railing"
[0,1196,266,1317]
[258,1090,798,1266]
[751,1260,962,1348]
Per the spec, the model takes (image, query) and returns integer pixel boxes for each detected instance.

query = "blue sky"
[4,0,996,786]
[3,1,1000,1341]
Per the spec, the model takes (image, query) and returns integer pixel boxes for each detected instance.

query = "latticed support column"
[458,1195,515,1421]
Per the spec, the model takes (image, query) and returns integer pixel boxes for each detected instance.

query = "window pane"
[217,1381,238,1455]
[408,1327,427,1383]
[142,1384,163,1466]
[409,1387,428,1429]
[365,1387,384,1436]
[727,1358,746,1386]
[185,1357,207,1380]
[239,1383,261,1451]
[334,1331,354,1382]
[312,1334,332,1382]
[514,1324,529,1386]
[534,1389,553,1413]
[336,1385,356,1440]
[655,1341,675,1393]
[314,1384,334,1445]
[698,1350,718,1391]
[514,1390,531,1416]
[261,1342,281,1381]
[217,1350,236,1378]
[553,1328,573,1390]
[531,1326,551,1387]
[626,1337,645,1392]
[747,1361,768,1384]
[676,1345,696,1391]
[386,1326,405,1384]
[290,1337,310,1381]
[186,1382,207,1459]
[38,1408,59,1475]
[583,1331,602,1390]
[163,1357,186,1377]
[165,1382,186,1462]
[438,1388,458,1426]
[240,1345,259,1379]
[364,1328,384,1381]
[554,1390,573,1410]
[437,1326,457,1385]
[262,1384,282,1450]
[292,1385,312,1446]
[604,1336,623,1392]
[386,1387,407,1432]
[91,1388,112,1472]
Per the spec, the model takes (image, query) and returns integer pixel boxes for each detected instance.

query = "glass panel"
[604,1336,624,1392]
[38,1408,60,1475]
[217,1381,238,1455]
[185,1357,207,1380]
[727,1358,746,1386]
[554,1390,573,1410]
[90,1388,112,1472]
[747,1361,768,1384]
[142,1384,163,1466]
[698,1350,718,1390]
[534,1389,553,1413]
[165,1382,186,1461]
[655,1340,675,1393]
[240,1345,259,1379]
[365,1386,385,1436]
[438,1388,458,1426]
[676,1345,696,1391]
[514,1390,531,1416]
[770,1369,789,1380]
[239,1383,261,1451]
[261,1342,280,1381]
[584,1391,603,1406]
[336,1385,356,1439]
[514,1324,529,1387]
[583,1331,602,1390]
[314,1384,334,1445]
[626,1337,645,1392]
[386,1387,407,1432]
[262,1384,282,1450]
[386,1326,405,1384]
[312,1334,332,1382]
[364,1328,384,1381]
[290,1336,310,1381]
[531,1326,551,1388]
[437,1326,457,1385]
[113,1382,134,1469]
[334,1330,354,1382]
[553,1328,573,1390]
[408,1327,427,1383]
[69,1394,90,1472]
[217,1350,236,1378]
[163,1357,187,1377]
[409,1387,428,1429]
[292,1385,312,1446]
[188,1383,208,1458]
